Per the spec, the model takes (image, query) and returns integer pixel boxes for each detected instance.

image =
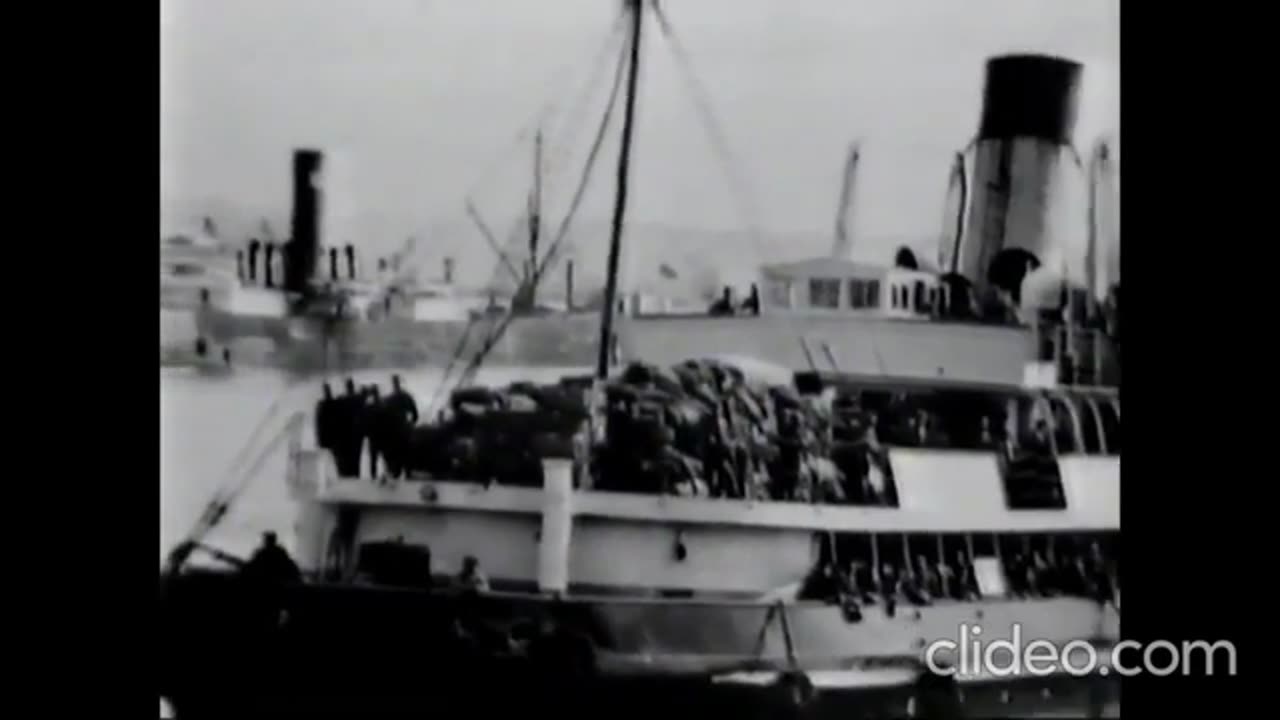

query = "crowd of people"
[310,359,1091,512]
[315,375,420,479]
[594,359,889,502]
[800,535,1119,616]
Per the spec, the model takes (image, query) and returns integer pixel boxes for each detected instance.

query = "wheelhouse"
[759,258,942,321]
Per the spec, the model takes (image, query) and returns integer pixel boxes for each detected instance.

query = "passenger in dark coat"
[315,383,337,456]
[708,287,735,316]
[246,239,261,283]
[328,246,340,281]
[381,375,420,479]
[362,385,385,479]
[264,243,276,288]
[243,532,302,585]
[334,378,362,477]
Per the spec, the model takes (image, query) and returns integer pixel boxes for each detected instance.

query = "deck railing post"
[538,459,576,596]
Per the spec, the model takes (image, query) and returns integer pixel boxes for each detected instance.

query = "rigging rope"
[538,10,630,202]
[651,4,769,254]
[176,308,350,561]
[425,313,478,415]
[465,9,629,289]
[179,405,309,548]
[429,18,631,417]
[446,27,632,395]
[536,28,631,286]
[459,9,628,208]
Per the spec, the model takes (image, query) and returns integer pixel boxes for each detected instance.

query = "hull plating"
[160,571,1118,717]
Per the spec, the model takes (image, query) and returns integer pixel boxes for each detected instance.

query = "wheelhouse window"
[809,278,841,308]
[848,279,880,309]
[766,279,793,308]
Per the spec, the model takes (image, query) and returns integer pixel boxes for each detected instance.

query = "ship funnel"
[286,149,324,294]
[956,55,1083,302]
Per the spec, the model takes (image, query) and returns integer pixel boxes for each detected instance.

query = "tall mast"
[595,0,644,379]
[830,142,860,260]
[1085,139,1105,309]
[528,129,544,305]
[947,150,967,274]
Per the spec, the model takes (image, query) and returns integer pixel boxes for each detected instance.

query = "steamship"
[160,3,1119,716]
[186,122,1118,382]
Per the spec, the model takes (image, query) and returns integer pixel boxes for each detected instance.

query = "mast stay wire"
[371,10,625,310]
[458,8,628,210]
[465,8,629,286]
[177,285,355,561]
[531,30,630,294]
[444,26,631,396]
[367,16,628,319]
[651,3,770,258]
[176,394,310,549]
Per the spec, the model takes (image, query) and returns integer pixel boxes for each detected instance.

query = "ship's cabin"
[758,258,943,321]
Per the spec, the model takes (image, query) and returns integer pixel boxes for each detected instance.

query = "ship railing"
[1033,319,1119,390]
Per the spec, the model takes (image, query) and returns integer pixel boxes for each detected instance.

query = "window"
[848,279,882,309]
[809,278,841,308]
[914,281,928,312]
[767,280,792,308]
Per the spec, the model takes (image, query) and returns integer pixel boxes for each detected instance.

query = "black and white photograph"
[159,0,1135,716]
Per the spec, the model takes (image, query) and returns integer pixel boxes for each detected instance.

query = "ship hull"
[191,301,1043,383]
[160,570,1118,718]
[193,305,603,371]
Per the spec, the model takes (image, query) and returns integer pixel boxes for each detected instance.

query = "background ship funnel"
[957,54,1082,304]
[286,149,324,294]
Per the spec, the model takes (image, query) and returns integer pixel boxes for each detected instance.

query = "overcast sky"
[160,0,1118,264]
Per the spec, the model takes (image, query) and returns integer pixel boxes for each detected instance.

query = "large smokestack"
[286,149,324,294]
[957,55,1082,301]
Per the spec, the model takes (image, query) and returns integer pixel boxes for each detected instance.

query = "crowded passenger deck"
[309,356,1118,518]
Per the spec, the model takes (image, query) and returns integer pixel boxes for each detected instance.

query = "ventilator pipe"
[538,458,575,595]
